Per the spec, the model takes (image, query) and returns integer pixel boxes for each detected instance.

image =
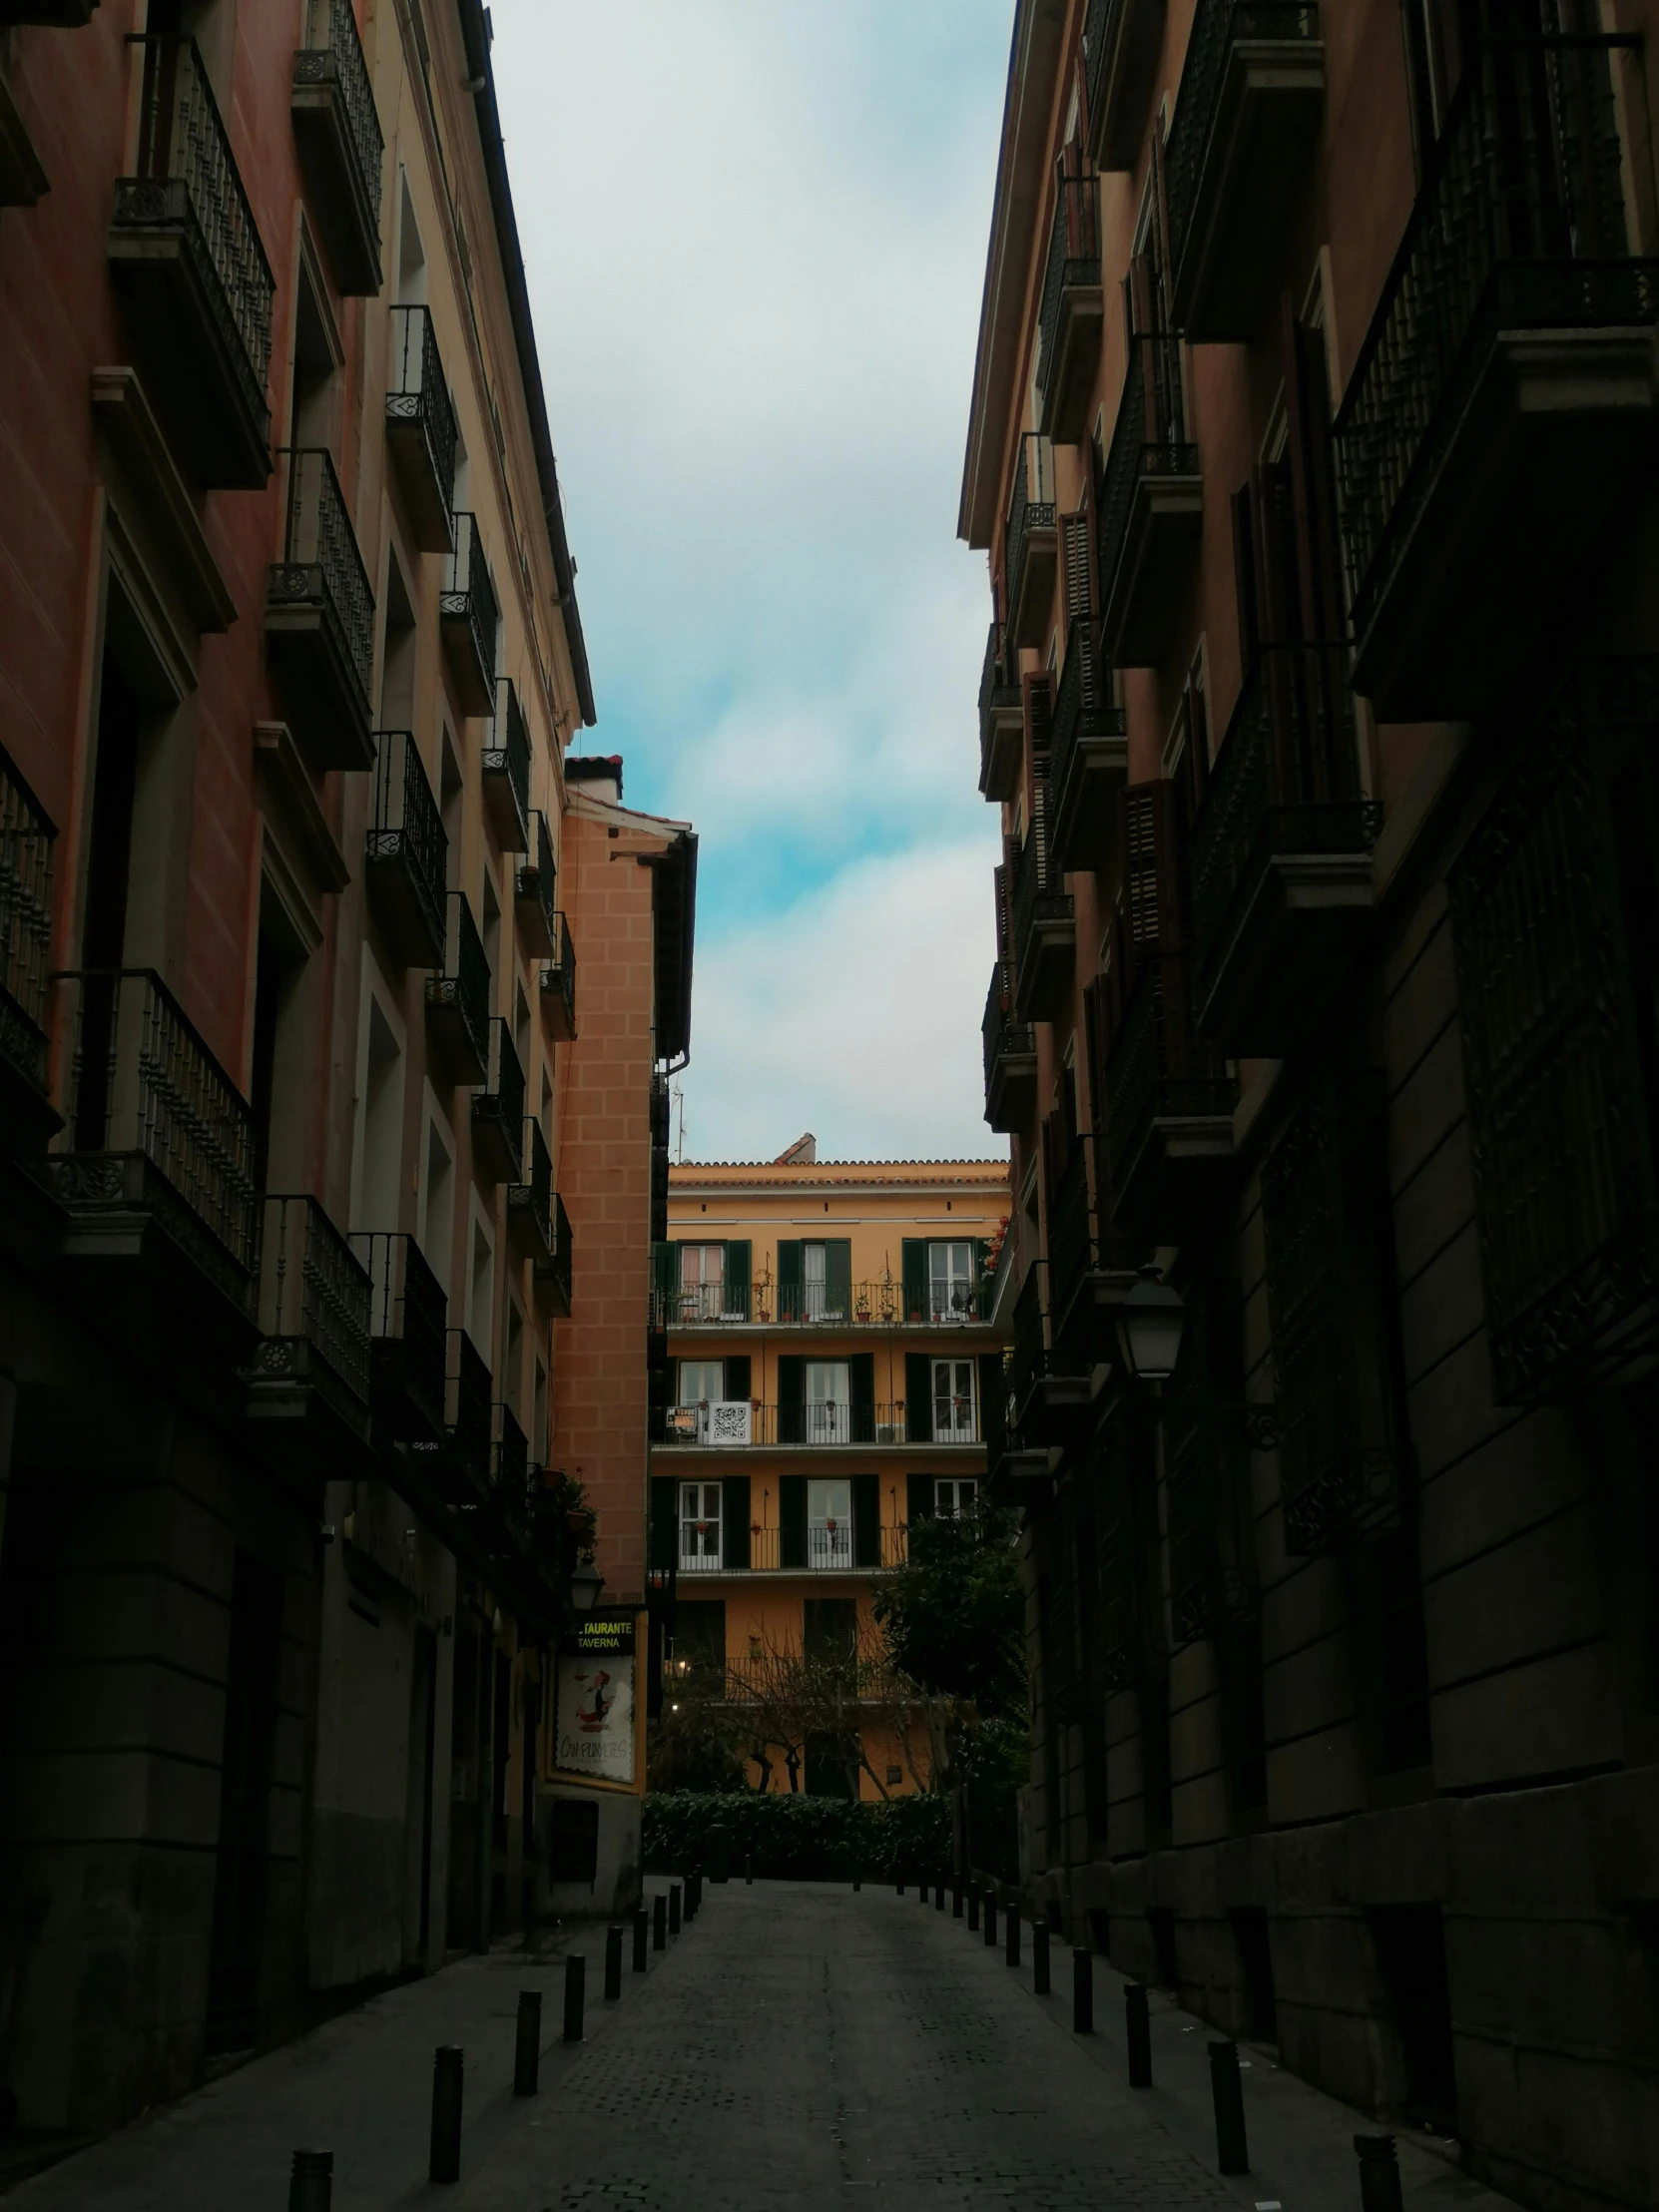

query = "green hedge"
[642,1790,951,1882]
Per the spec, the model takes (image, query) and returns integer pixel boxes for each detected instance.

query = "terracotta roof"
[668,1158,1010,1189]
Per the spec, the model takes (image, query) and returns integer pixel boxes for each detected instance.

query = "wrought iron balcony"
[650,1268,993,1330]
[1036,151,1104,444]
[0,739,58,1152]
[248,1195,372,1447]
[665,1518,909,1577]
[977,621,1023,802]
[47,968,258,1337]
[291,0,383,296]
[424,891,490,1084]
[982,966,1036,1135]
[492,1399,528,1498]
[1007,1262,1090,1443]
[1003,432,1058,650]
[1011,806,1073,1023]
[515,811,557,956]
[384,304,457,552]
[430,1327,491,1503]
[109,35,274,487]
[1099,953,1237,1239]
[471,1017,525,1184]
[1165,1,1326,341]
[536,1189,573,1317]
[1189,644,1380,1053]
[350,1229,446,1441]
[266,448,376,772]
[482,677,530,853]
[366,730,447,968]
[440,512,499,716]
[508,1116,555,1267]
[1048,618,1127,868]
[1084,0,1167,172]
[538,910,577,1041]
[1335,33,1659,721]
[1097,340,1201,668]
[656,1400,977,1452]
[1446,660,1659,1406]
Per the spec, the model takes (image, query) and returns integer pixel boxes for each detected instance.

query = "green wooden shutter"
[651,1241,677,1324]
[778,1356,805,1445]
[726,1239,752,1321]
[851,1472,880,1568]
[901,1239,927,1324]
[826,1238,852,1319]
[906,1472,935,1528]
[848,1353,874,1444]
[723,1354,751,1403]
[649,1475,678,1573]
[905,1352,933,1443]
[779,1474,808,1569]
[722,1475,751,1570]
[777,1240,804,1325]
[972,1238,990,1320]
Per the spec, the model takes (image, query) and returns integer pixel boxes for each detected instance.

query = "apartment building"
[0,0,688,2137]
[961,6,1659,2208]
[646,1148,1011,1799]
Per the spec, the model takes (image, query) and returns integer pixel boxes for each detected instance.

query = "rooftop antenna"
[672,1080,686,1163]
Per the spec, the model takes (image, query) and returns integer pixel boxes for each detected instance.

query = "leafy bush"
[642,1789,951,1882]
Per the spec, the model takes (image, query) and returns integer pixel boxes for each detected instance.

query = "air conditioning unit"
[875,1422,899,1445]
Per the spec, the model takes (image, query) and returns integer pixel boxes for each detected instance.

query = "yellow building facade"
[648,1146,1011,1800]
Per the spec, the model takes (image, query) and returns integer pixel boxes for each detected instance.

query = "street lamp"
[568,1554,605,1615]
[1116,1266,1187,1388]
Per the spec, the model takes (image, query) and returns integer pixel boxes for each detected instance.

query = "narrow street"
[15,1884,1508,2212]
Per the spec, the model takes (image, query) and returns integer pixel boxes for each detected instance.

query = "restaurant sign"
[553,1612,638,1787]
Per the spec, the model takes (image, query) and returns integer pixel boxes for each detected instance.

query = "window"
[679,1481,722,1573]
[929,1241,975,1323]
[808,1477,852,1569]
[678,1360,723,1406]
[805,1362,849,1446]
[679,1243,724,1322]
[935,1477,978,1519]
[932,1359,977,1443]
[803,1241,843,1322]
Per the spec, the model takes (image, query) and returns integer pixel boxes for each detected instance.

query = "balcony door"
[679,1480,722,1572]
[932,1358,977,1442]
[930,1241,975,1322]
[805,1361,849,1445]
[935,1477,979,1519]
[676,1360,724,1444]
[808,1477,853,1569]
[679,1243,724,1322]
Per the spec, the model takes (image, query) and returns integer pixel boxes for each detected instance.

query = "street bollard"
[1033,1921,1050,1995]
[952,1880,963,1919]
[429,2045,463,2185]
[1126,1981,1152,2087]
[852,1867,861,1892]
[1005,1904,1020,1967]
[563,1954,585,2043]
[934,1876,945,1912]
[512,1990,541,2096]
[745,1854,754,1885]
[1072,1947,1093,2034]
[1355,2134,1404,2212]
[919,1877,931,1907]
[983,1892,998,1946]
[653,1894,667,1951]
[632,1906,648,1972]
[288,2149,332,2212]
[967,1886,979,1933]
[668,1884,681,1936]
[605,1925,623,2000]
[1209,2040,1249,2174]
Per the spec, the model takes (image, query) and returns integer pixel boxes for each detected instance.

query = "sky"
[490,1,1014,1165]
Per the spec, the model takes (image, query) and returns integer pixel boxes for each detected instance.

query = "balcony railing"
[1083,0,1164,171]
[1011,802,1074,1021]
[675,1522,910,1575]
[252,1194,372,1423]
[539,910,577,1040]
[471,1017,525,1184]
[384,304,457,551]
[482,676,531,851]
[658,1400,980,1448]
[537,1188,573,1316]
[1096,340,1201,667]
[51,967,259,1283]
[492,1399,528,1497]
[1035,150,1103,441]
[440,512,499,715]
[439,1327,492,1500]
[1048,616,1127,866]
[1099,954,1239,1230]
[424,891,490,1084]
[110,35,275,486]
[1,738,55,1126]
[982,965,1036,1135]
[515,811,557,956]
[366,730,447,968]
[1007,1264,1049,1412]
[650,1274,994,1329]
[267,447,376,770]
[1003,432,1058,648]
[978,620,1024,801]
[509,1116,554,1265]
[292,0,384,296]
[350,1229,446,1439]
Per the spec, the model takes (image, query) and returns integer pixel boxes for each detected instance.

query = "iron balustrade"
[385,303,458,517]
[1189,645,1379,1003]
[1096,340,1197,622]
[650,1274,994,1328]
[473,1017,525,1181]
[674,1522,910,1576]
[658,1400,979,1448]
[1083,0,1114,133]
[978,620,1020,740]
[55,967,258,1273]
[508,1116,554,1258]
[492,1399,528,1497]
[273,447,376,726]
[981,967,1035,1095]
[1164,3,1322,296]
[295,0,383,245]
[350,1229,446,1426]
[516,812,557,949]
[367,730,447,958]
[425,891,490,1073]
[1036,149,1101,407]
[442,512,499,697]
[1048,617,1126,818]
[540,1189,573,1314]
[1003,432,1055,628]
[117,35,275,428]
[1334,32,1659,650]
[539,910,576,1037]
[439,1327,492,1497]
[1007,1264,1050,1409]
[483,676,531,842]
[1011,808,1071,980]
[0,738,54,1096]
[1100,955,1239,1208]
[255,1194,372,1411]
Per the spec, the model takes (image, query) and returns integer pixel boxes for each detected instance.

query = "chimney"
[566,753,624,808]
[775,1133,817,1166]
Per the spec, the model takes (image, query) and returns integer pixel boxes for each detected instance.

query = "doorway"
[204,1551,284,2055]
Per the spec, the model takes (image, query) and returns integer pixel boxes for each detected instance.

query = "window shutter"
[904,1352,933,1443]
[723,1354,751,1403]
[851,1472,880,1569]
[826,1238,852,1319]
[848,1354,875,1445]
[900,1240,928,1325]
[648,1475,677,1573]
[779,1474,807,1570]
[722,1475,751,1571]
[1060,509,1094,630]
[906,1472,935,1527]
[777,1356,805,1445]
[1122,780,1189,956]
[777,1240,804,1325]
[726,1239,752,1321]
